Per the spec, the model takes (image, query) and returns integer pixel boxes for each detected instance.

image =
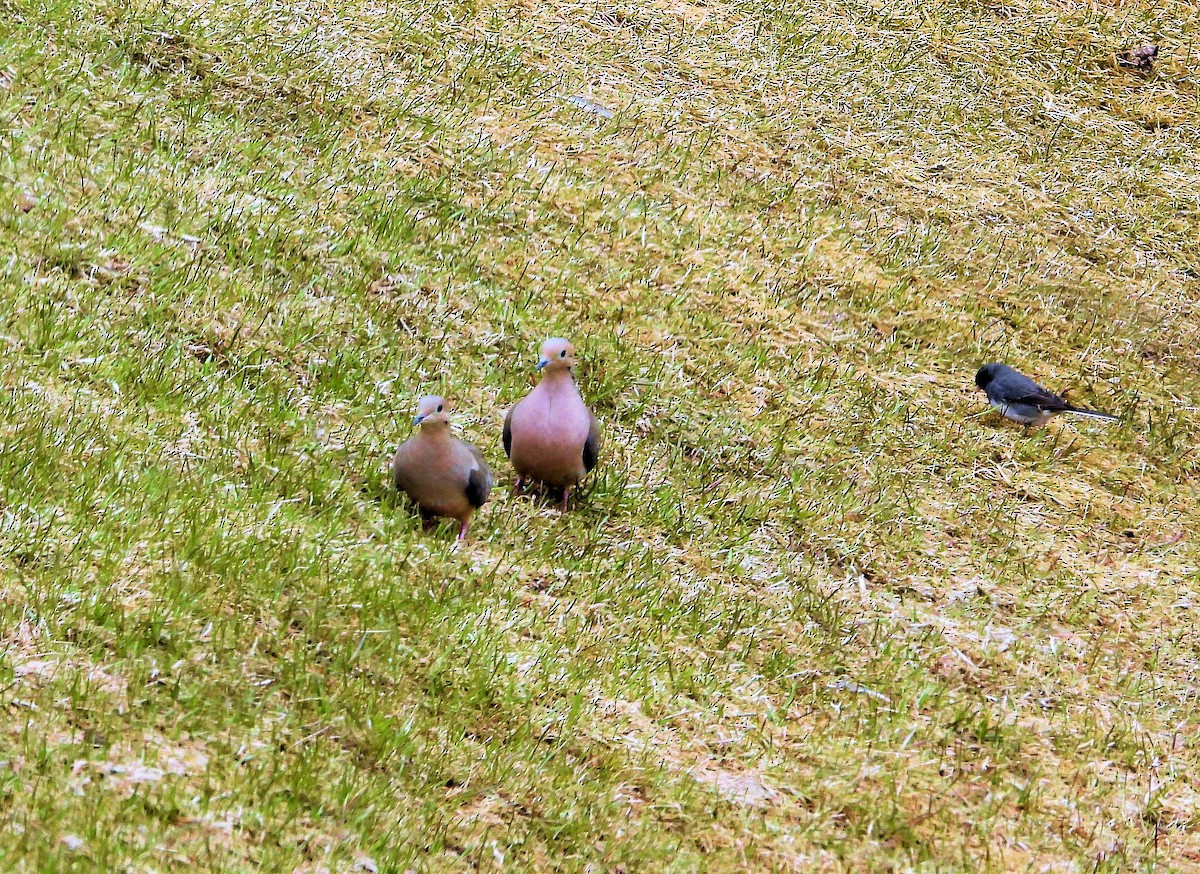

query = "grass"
[0,0,1198,869]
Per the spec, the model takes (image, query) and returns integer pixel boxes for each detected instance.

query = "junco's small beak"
[536,359,549,371]
[413,414,427,425]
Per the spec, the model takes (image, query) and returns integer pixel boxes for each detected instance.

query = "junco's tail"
[1064,407,1119,422]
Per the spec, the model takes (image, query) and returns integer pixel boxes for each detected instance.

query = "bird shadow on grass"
[508,481,599,513]
[360,475,425,526]
[360,474,398,509]
[362,476,475,542]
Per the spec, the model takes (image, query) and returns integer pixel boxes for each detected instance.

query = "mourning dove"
[392,395,492,540]
[503,338,601,511]
[975,363,1119,428]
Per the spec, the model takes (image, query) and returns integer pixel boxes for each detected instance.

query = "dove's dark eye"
[437,404,443,412]
[559,350,567,358]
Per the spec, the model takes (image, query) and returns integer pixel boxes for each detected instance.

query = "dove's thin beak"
[413,414,426,425]
[536,359,550,371]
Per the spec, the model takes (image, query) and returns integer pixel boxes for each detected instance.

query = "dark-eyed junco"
[1117,44,1159,72]
[975,363,1118,428]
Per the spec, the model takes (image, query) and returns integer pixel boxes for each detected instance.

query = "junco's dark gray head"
[975,363,1001,390]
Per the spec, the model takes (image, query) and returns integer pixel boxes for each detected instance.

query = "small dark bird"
[975,363,1119,428]
[1118,44,1158,72]
[392,395,492,541]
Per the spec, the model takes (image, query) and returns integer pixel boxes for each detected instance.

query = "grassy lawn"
[1,0,1199,869]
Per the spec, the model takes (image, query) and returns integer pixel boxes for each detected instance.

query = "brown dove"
[392,395,492,540]
[503,338,601,511]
